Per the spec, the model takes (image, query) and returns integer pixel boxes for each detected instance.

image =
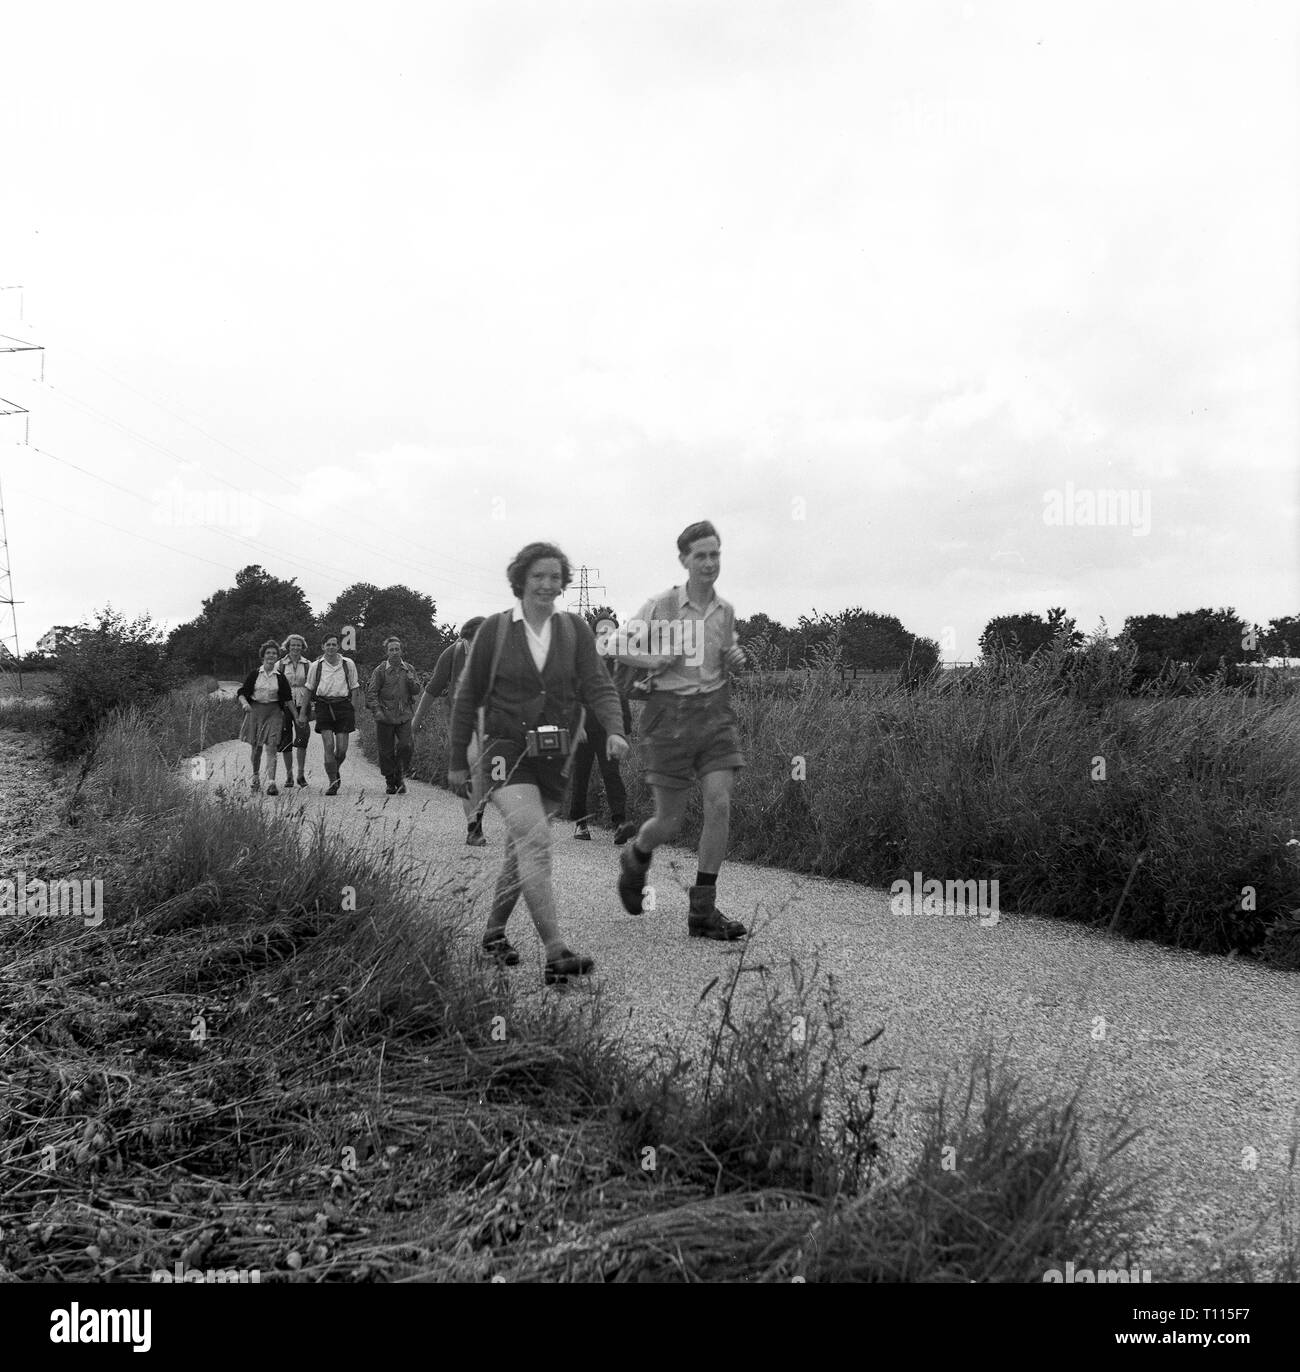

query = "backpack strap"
[476,611,512,740]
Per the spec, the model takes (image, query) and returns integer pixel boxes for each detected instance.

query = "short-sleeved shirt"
[279,657,310,707]
[310,657,357,699]
[625,584,738,696]
[251,665,282,703]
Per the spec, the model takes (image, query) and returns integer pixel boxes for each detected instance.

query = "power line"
[44,345,507,583]
[36,381,502,598]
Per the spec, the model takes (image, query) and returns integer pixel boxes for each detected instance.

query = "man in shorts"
[612,520,748,940]
[306,633,361,795]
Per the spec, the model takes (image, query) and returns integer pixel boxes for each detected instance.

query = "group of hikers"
[236,519,748,985]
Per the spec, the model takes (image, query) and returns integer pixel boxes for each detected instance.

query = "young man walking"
[306,633,361,795]
[613,520,748,940]
[365,635,422,794]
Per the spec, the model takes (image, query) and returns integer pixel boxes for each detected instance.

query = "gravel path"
[189,731,1299,1278]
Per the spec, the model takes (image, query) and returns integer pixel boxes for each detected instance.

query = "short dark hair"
[677,520,719,555]
[460,616,487,641]
[507,542,572,599]
[259,639,281,658]
[321,632,340,648]
[383,635,403,649]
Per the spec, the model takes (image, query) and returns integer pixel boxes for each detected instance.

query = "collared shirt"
[251,664,282,703]
[626,584,737,696]
[313,657,353,699]
[279,656,310,705]
[512,600,555,674]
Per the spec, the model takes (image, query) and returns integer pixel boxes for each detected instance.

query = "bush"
[47,608,188,759]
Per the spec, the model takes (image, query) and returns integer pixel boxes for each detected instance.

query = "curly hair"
[280,633,308,654]
[258,639,281,659]
[507,542,572,599]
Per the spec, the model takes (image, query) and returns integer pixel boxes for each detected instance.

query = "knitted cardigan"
[448,610,625,767]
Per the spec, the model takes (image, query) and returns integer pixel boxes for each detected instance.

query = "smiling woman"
[447,540,629,986]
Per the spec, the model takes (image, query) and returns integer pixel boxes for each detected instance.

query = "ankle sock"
[632,843,652,866]
[695,872,718,887]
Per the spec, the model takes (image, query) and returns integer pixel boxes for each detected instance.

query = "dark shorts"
[279,715,310,752]
[480,737,569,806]
[639,687,744,790]
[314,699,356,735]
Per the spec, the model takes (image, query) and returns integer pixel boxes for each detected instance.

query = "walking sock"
[632,843,652,866]
[695,871,718,887]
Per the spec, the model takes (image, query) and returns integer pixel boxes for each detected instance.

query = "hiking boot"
[544,948,594,985]
[385,782,398,795]
[325,779,341,796]
[612,820,638,846]
[265,782,279,796]
[465,820,487,847]
[573,819,592,841]
[296,775,308,787]
[617,845,651,915]
[481,932,520,966]
[250,777,261,793]
[687,884,747,941]
[396,781,407,795]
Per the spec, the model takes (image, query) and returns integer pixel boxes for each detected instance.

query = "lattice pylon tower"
[0,464,24,690]
[573,566,606,618]
[0,305,44,690]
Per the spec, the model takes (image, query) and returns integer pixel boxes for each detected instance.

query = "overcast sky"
[1,0,1296,663]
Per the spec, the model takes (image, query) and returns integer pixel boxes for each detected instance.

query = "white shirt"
[251,664,281,704]
[512,601,554,674]
[313,657,352,698]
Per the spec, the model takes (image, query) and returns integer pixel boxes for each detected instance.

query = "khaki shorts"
[639,687,744,791]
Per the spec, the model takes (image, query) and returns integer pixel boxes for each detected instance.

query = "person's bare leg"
[635,785,691,853]
[335,732,351,767]
[489,785,565,955]
[250,744,262,780]
[484,831,521,937]
[697,768,736,874]
[320,730,338,779]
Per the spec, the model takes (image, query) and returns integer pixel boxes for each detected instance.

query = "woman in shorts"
[237,640,293,794]
[448,543,629,984]
[276,633,312,788]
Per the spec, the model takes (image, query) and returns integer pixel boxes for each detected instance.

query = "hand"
[447,768,470,797]
[240,700,250,712]
[606,734,630,762]
[724,644,747,671]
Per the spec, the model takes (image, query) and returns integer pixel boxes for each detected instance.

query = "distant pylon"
[573,566,606,617]
[0,296,42,691]
[0,468,24,691]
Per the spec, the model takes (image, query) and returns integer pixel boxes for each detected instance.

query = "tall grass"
[361,643,1300,965]
[0,696,1179,1282]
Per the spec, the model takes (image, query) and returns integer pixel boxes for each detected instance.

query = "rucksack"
[307,656,358,695]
